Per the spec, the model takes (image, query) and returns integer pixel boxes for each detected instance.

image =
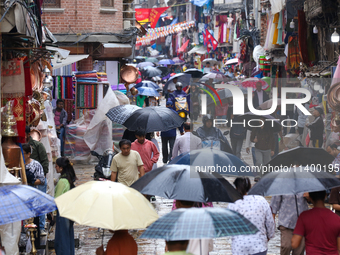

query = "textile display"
[298,10,309,64]
[259,56,271,77]
[64,99,74,122]
[285,35,301,73]
[52,76,74,100]
[76,84,97,108]
[1,58,25,97]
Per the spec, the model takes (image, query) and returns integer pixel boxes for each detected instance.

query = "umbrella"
[172,57,185,65]
[140,207,258,240]
[225,58,239,65]
[266,147,335,169]
[240,112,282,133]
[137,62,154,68]
[0,185,56,225]
[207,88,233,106]
[203,72,226,81]
[131,164,242,203]
[169,148,251,177]
[156,66,170,77]
[164,73,192,91]
[134,80,159,90]
[141,66,162,77]
[106,105,140,125]
[184,68,204,78]
[135,56,146,63]
[202,58,218,65]
[156,55,167,59]
[259,99,282,110]
[123,106,184,132]
[241,78,269,91]
[177,39,190,53]
[55,181,158,231]
[159,59,175,65]
[248,166,340,197]
[145,57,159,63]
[137,87,160,97]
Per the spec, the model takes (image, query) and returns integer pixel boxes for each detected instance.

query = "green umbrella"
[146,57,159,63]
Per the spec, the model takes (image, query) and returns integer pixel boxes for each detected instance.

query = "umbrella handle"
[102,229,105,246]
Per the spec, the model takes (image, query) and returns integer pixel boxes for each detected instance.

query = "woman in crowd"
[228,177,275,255]
[54,157,77,255]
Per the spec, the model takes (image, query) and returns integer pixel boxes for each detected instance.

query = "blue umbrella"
[163,73,191,91]
[137,87,160,97]
[169,148,251,177]
[137,62,155,68]
[0,185,57,225]
[134,80,159,90]
[159,59,175,65]
[140,207,258,240]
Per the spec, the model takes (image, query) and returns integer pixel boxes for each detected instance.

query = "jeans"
[230,138,243,158]
[57,127,65,155]
[36,178,47,231]
[251,147,256,166]
[255,148,271,177]
[161,136,176,163]
[55,211,75,255]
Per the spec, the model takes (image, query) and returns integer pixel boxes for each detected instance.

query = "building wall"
[42,0,123,34]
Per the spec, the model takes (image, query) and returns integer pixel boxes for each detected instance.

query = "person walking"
[131,129,159,173]
[96,230,138,255]
[306,107,324,148]
[245,130,256,166]
[230,116,247,159]
[172,122,202,159]
[53,99,68,156]
[270,194,309,255]
[292,190,340,255]
[187,84,200,123]
[110,139,145,186]
[252,81,269,109]
[54,157,77,255]
[327,143,340,215]
[228,177,275,255]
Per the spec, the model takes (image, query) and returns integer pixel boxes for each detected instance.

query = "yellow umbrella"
[54,181,159,230]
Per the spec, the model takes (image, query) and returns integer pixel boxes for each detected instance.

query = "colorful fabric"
[1,58,25,97]
[298,10,309,64]
[286,36,301,71]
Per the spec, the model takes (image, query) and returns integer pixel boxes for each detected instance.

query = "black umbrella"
[141,66,162,77]
[240,112,282,133]
[266,147,334,170]
[184,68,204,78]
[123,106,184,132]
[156,66,170,77]
[131,164,242,203]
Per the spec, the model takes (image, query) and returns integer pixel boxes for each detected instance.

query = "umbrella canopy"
[259,99,282,110]
[169,148,251,177]
[159,59,175,65]
[184,68,204,78]
[140,207,258,240]
[106,105,140,125]
[134,80,159,90]
[0,185,56,225]
[203,72,226,81]
[225,58,239,65]
[164,73,192,91]
[145,57,159,63]
[240,112,282,133]
[135,56,146,63]
[241,78,269,91]
[55,181,158,230]
[177,39,190,53]
[172,57,185,65]
[207,88,233,106]
[137,87,160,97]
[131,164,242,203]
[156,66,170,77]
[137,62,155,68]
[141,66,162,77]
[248,166,340,196]
[202,58,218,65]
[266,147,334,169]
[123,106,184,132]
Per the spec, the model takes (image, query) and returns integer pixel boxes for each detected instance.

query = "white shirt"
[203,67,211,74]
[256,90,264,105]
[172,132,202,158]
[228,195,275,255]
[187,239,213,255]
[245,130,255,148]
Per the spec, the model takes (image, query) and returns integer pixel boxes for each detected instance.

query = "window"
[43,0,61,8]
[101,0,114,7]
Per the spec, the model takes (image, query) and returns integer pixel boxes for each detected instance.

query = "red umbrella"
[170,73,176,77]
[241,78,269,91]
[178,39,190,53]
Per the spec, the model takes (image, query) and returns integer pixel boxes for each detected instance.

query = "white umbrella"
[202,58,219,65]
[224,58,239,65]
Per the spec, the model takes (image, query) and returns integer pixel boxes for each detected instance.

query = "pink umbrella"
[241,78,269,91]
[172,57,185,65]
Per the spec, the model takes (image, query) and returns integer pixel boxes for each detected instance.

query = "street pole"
[254,0,258,29]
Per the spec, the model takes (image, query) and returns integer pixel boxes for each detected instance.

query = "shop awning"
[46,46,70,59]
[188,46,207,55]
[52,55,89,69]
[103,43,132,49]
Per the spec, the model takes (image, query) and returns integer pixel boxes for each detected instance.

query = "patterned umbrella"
[172,57,185,65]
[241,78,269,91]
[203,72,226,81]
[134,80,159,90]
[140,207,258,240]
[159,59,175,65]
[0,185,56,225]
[106,105,140,125]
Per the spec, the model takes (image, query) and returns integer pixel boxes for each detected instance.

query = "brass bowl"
[121,65,139,84]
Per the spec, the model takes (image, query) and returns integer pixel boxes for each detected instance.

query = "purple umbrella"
[137,62,155,68]
[172,57,185,65]
[159,59,175,65]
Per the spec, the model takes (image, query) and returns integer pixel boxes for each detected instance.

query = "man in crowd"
[110,139,145,186]
[252,81,269,109]
[53,99,68,156]
[172,122,202,159]
[168,82,188,106]
[306,107,324,148]
[292,190,340,254]
[131,129,159,173]
[271,195,309,255]
[157,101,184,164]
[225,67,235,78]
[203,62,211,74]
[96,230,137,255]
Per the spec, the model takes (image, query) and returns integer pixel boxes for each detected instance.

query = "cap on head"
[202,114,214,124]
[315,107,323,115]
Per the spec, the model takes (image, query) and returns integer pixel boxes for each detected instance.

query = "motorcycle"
[174,96,189,120]
[91,149,115,180]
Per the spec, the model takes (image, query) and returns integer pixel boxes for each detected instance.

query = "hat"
[315,107,323,115]
[166,100,173,106]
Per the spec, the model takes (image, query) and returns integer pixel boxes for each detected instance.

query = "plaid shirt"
[25,159,45,185]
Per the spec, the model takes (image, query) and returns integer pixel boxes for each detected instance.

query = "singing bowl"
[121,65,139,84]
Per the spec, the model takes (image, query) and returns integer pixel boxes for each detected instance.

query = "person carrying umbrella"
[164,240,193,254]
[306,107,324,148]
[327,143,340,216]
[291,190,340,254]
[253,81,269,109]
[110,139,145,186]
[228,177,275,255]
[187,84,200,122]
[203,62,211,74]
[95,230,137,255]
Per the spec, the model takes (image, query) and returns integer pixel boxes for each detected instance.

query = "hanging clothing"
[298,10,309,64]
[286,36,302,72]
